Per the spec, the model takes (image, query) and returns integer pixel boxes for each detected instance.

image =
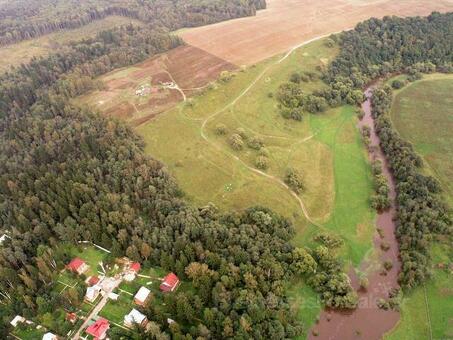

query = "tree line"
[0,0,266,46]
[371,86,451,288]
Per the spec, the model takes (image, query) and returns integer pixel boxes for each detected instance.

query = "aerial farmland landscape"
[0,0,452,339]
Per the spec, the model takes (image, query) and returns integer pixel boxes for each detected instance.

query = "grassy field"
[0,16,143,74]
[390,74,453,206]
[137,37,376,334]
[384,75,453,340]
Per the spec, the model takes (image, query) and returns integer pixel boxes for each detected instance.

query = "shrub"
[284,168,304,193]
[228,134,244,151]
[255,156,269,170]
[391,79,405,89]
[290,72,302,83]
[383,261,393,271]
[280,106,303,121]
[236,127,248,140]
[215,123,227,135]
[259,147,270,157]
[248,136,264,150]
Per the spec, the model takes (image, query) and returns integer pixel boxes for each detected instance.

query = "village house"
[67,258,89,275]
[160,272,180,292]
[42,332,58,340]
[86,318,109,340]
[134,286,151,306]
[85,285,101,303]
[124,262,141,282]
[124,309,148,328]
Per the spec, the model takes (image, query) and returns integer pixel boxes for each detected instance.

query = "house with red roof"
[130,262,141,273]
[87,275,100,286]
[67,258,89,275]
[86,318,109,340]
[160,272,180,292]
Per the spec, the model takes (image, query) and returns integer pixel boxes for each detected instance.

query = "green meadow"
[137,37,376,333]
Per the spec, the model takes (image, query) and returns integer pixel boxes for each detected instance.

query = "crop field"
[0,16,143,74]
[137,37,376,333]
[385,75,453,339]
[180,0,453,65]
[76,45,236,125]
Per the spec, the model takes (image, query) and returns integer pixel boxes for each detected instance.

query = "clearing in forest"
[137,37,376,334]
[0,16,143,73]
[180,0,453,65]
[76,45,236,126]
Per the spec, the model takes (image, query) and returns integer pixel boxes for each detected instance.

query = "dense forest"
[0,0,266,46]
[278,12,452,290]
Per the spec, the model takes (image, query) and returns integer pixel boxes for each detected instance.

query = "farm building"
[86,318,109,340]
[134,286,151,306]
[160,272,180,292]
[124,309,148,328]
[42,332,58,340]
[85,286,101,302]
[67,258,89,275]
[10,315,25,327]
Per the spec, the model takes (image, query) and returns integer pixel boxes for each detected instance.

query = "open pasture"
[180,0,453,65]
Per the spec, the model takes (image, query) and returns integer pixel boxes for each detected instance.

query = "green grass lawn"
[385,74,453,340]
[65,244,109,277]
[100,293,135,325]
[137,37,377,337]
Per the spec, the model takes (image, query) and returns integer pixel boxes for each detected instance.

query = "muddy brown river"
[308,88,401,339]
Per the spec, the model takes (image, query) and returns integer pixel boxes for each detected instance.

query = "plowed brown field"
[180,0,453,65]
[77,45,236,125]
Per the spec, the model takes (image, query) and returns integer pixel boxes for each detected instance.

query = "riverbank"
[309,87,401,339]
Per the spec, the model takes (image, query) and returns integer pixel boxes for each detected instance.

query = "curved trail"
[195,33,344,226]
